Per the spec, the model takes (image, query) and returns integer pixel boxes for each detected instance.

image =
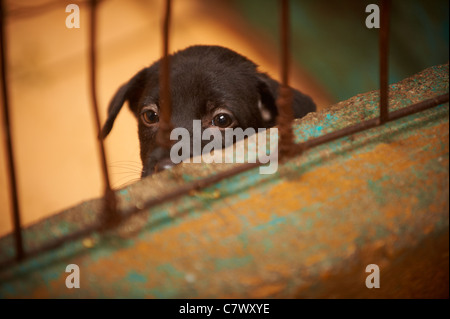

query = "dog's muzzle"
[141,146,176,178]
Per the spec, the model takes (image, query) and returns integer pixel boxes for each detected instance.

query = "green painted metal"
[231,0,450,102]
[0,64,448,298]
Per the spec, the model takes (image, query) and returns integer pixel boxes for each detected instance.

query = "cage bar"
[156,0,174,150]
[0,0,24,261]
[88,0,118,227]
[276,0,296,159]
[379,0,391,124]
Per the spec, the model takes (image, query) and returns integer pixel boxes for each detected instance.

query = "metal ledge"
[0,64,448,298]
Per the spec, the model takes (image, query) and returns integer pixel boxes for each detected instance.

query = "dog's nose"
[154,158,175,173]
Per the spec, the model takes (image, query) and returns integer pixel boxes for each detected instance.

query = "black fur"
[101,45,315,177]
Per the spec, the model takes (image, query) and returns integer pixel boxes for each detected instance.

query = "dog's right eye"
[141,110,159,126]
[212,113,234,128]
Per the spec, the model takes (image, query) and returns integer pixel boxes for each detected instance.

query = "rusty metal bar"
[387,93,449,121]
[0,221,102,270]
[300,93,449,151]
[122,161,261,217]
[0,0,24,261]
[156,0,174,149]
[88,0,118,227]
[379,0,391,124]
[279,0,289,86]
[276,0,295,159]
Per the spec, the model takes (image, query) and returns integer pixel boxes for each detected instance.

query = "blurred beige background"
[0,0,330,236]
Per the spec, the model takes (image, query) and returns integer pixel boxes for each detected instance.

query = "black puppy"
[101,45,315,177]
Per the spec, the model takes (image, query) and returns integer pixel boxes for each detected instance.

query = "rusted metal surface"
[0,93,447,270]
[3,0,447,272]
[298,92,448,152]
[0,63,448,298]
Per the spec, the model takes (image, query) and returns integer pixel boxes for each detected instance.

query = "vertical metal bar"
[0,0,24,261]
[89,0,118,226]
[379,0,391,124]
[156,0,173,149]
[276,0,295,158]
[280,0,290,86]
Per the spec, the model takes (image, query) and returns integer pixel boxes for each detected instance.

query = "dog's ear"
[257,72,316,125]
[256,73,279,127]
[101,68,148,139]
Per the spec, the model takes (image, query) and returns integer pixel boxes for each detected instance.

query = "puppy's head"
[101,46,284,177]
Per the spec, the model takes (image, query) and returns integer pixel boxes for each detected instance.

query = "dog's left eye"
[141,110,159,126]
[212,113,233,128]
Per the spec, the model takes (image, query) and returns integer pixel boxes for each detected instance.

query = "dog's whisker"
[109,165,142,171]
[109,160,142,185]
[114,177,141,189]
[113,173,141,182]
[109,160,141,165]
[109,162,142,174]
[110,171,142,177]
[111,172,141,176]
[109,162,141,168]
[109,161,141,166]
